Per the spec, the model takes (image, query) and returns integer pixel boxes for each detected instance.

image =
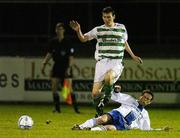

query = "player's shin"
[103,84,113,104]
[93,94,104,116]
[91,125,107,131]
[79,118,97,130]
[53,93,61,113]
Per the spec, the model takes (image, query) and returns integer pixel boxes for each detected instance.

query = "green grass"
[0,104,180,138]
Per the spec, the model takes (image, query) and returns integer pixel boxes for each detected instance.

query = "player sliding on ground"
[72,85,171,131]
[70,6,142,117]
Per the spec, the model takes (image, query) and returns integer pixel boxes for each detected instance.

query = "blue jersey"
[110,92,151,130]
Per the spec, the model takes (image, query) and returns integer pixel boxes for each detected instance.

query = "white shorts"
[94,58,124,83]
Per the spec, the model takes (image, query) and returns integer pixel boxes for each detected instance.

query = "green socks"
[93,84,113,117]
[93,95,104,116]
[103,84,113,97]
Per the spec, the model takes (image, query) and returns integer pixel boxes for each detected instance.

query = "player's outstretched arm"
[69,20,88,43]
[125,41,143,64]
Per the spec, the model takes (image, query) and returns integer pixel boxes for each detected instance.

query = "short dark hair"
[141,89,154,101]
[102,6,115,15]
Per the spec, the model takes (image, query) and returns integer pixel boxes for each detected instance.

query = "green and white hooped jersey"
[84,23,128,61]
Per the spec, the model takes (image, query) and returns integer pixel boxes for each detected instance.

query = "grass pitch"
[0,104,180,138]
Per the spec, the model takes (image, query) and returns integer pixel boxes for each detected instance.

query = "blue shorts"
[107,110,127,130]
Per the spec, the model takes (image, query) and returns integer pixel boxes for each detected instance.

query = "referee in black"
[41,22,80,113]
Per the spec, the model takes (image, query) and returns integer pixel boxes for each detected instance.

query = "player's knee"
[105,125,116,130]
[101,116,108,122]
[92,91,99,97]
[52,85,57,92]
[92,86,101,97]
[97,115,109,124]
[104,73,114,85]
[104,74,110,84]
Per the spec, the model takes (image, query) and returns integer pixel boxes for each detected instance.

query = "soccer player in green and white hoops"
[70,6,143,117]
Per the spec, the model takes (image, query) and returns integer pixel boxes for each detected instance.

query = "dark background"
[0,0,180,58]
